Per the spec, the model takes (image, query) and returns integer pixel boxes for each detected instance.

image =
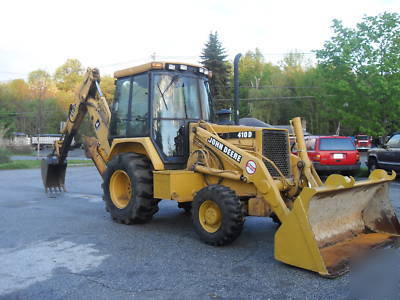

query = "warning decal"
[245,160,257,174]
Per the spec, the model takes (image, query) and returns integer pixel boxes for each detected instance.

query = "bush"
[0,147,11,163]
[6,145,34,155]
[354,167,370,178]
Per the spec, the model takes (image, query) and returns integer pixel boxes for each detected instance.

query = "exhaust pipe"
[233,53,242,125]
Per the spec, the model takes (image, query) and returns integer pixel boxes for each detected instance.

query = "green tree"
[100,75,116,104]
[8,79,30,101]
[236,49,322,130]
[316,12,400,136]
[238,49,282,122]
[200,32,230,102]
[54,58,84,92]
[28,69,51,99]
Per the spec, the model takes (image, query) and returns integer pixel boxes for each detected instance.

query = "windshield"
[319,138,356,151]
[357,135,368,140]
[153,73,211,120]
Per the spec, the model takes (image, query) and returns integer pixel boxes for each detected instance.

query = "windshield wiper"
[182,83,188,118]
[156,75,180,111]
[157,83,168,110]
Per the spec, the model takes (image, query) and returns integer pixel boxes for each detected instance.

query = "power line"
[216,96,316,101]
[96,52,316,69]
[97,56,150,68]
[0,110,63,116]
[262,52,315,56]
[243,85,320,89]
[0,71,28,75]
[214,85,321,89]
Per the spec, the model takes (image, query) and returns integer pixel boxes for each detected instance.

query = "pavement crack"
[65,272,133,294]
[65,272,173,294]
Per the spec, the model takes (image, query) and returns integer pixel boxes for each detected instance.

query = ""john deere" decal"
[207,137,242,163]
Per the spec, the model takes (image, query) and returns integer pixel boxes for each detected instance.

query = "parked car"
[367,132,400,173]
[31,134,76,150]
[355,134,372,151]
[301,136,360,175]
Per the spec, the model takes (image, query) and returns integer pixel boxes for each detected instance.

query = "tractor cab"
[110,62,213,168]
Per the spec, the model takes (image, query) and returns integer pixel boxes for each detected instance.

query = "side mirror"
[383,144,389,149]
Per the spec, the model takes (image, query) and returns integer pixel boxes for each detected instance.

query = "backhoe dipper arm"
[54,68,111,164]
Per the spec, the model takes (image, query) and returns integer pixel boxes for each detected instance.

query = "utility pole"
[36,79,46,160]
[36,86,42,159]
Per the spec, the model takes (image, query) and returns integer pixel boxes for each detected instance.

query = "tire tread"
[103,153,158,224]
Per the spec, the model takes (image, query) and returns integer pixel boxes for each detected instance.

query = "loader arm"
[41,68,112,191]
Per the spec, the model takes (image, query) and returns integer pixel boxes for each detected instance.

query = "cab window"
[110,78,131,137]
[127,74,149,137]
[387,134,400,148]
[306,138,316,151]
[110,74,149,138]
[152,73,210,158]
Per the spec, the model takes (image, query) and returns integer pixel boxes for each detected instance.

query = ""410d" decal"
[219,131,255,139]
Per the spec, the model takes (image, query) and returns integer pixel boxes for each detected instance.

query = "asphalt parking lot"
[0,166,399,299]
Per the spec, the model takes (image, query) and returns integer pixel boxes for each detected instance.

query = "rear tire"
[103,153,159,224]
[178,202,192,214]
[192,185,244,246]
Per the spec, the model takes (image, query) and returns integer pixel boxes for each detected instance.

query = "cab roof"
[114,61,210,78]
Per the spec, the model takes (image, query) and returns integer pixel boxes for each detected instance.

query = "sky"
[0,0,399,81]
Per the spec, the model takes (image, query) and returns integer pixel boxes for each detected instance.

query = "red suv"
[355,134,372,151]
[303,136,360,175]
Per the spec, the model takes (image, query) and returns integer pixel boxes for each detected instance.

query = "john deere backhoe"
[41,61,400,277]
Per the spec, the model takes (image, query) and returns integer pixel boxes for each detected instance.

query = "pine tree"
[200,32,230,100]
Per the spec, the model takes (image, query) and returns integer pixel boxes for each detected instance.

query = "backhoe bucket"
[275,170,400,277]
[41,156,67,192]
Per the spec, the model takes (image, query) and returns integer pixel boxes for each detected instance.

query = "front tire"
[368,157,378,172]
[103,153,159,224]
[192,185,244,246]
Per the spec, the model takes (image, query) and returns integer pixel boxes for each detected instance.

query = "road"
[359,151,368,167]
[0,167,399,299]
[11,148,89,161]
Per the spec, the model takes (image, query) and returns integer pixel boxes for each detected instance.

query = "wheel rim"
[199,200,222,233]
[109,170,132,209]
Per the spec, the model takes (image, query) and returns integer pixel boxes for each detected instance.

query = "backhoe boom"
[41,68,111,191]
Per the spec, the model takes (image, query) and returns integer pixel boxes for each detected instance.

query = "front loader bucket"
[41,156,67,192]
[275,170,400,277]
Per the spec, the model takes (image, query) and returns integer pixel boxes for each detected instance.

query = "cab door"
[151,72,210,168]
[382,134,400,171]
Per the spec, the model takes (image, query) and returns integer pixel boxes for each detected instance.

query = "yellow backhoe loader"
[41,61,400,277]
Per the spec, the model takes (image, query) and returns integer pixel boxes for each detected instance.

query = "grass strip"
[0,159,93,170]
